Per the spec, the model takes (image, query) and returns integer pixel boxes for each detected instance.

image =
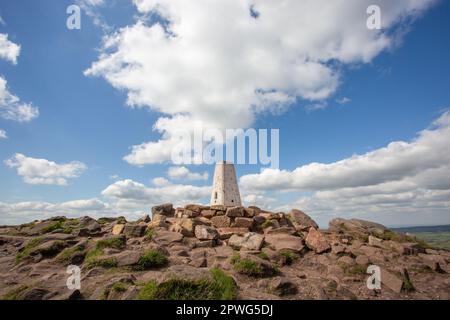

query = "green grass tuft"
[401,274,415,292]
[112,282,128,293]
[231,254,266,277]
[261,220,274,229]
[136,249,168,270]
[87,256,118,268]
[117,217,127,225]
[257,252,269,261]
[84,244,118,269]
[279,250,298,265]
[15,237,43,263]
[136,268,237,300]
[56,244,85,263]
[41,221,64,234]
[347,264,367,275]
[233,259,263,276]
[96,237,126,250]
[2,285,29,300]
[145,228,156,240]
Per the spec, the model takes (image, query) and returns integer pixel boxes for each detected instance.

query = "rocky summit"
[0,204,449,300]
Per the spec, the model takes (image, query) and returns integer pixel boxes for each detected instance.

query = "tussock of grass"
[41,221,64,234]
[338,223,349,233]
[136,268,237,300]
[15,237,43,263]
[231,253,274,277]
[347,264,367,275]
[112,282,128,293]
[65,218,80,226]
[136,249,168,270]
[85,248,116,269]
[56,244,85,263]
[2,285,28,300]
[96,218,110,225]
[279,250,298,265]
[84,236,125,268]
[96,236,126,250]
[398,271,415,292]
[402,277,415,292]
[117,217,127,225]
[39,220,75,235]
[145,228,156,240]
[261,220,274,229]
[257,252,269,261]
[233,259,263,276]
[86,256,118,268]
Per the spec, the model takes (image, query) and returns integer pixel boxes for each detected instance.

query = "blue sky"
[0,0,449,227]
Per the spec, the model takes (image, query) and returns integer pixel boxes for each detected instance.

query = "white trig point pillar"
[210,161,242,207]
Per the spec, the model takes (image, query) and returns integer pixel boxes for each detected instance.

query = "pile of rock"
[1,204,449,300]
[110,204,331,259]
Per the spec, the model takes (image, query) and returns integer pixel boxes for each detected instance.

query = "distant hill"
[392,225,450,251]
[392,225,450,233]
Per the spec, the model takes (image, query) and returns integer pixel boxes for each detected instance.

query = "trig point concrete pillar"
[210,162,242,207]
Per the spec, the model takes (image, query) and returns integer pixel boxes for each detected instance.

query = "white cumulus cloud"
[0,198,115,225]
[0,76,39,122]
[240,111,450,227]
[102,179,211,208]
[4,153,87,186]
[168,166,208,181]
[86,0,436,165]
[241,112,450,192]
[0,33,20,64]
[0,129,6,139]
[0,32,39,123]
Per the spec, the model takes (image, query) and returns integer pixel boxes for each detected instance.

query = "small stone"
[112,224,125,235]
[228,232,264,251]
[331,245,346,255]
[171,218,195,237]
[151,203,174,217]
[153,230,183,245]
[253,215,266,226]
[264,233,305,253]
[194,225,219,241]
[337,256,355,266]
[210,216,231,228]
[243,208,257,218]
[194,240,216,248]
[226,206,245,217]
[185,204,210,213]
[288,209,319,231]
[269,277,298,296]
[380,268,404,293]
[114,251,142,267]
[268,219,280,229]
[183,210,200,218]
[217,227,248,240]
[200,210,215,219]
[305,228,330,254]
[355,255,370,266]
[368,235,385,249]
[189,257,207,268]
[233,217,254,229]
[123,223,147,237]
[265,227,296,235]
[211,205,227,211]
